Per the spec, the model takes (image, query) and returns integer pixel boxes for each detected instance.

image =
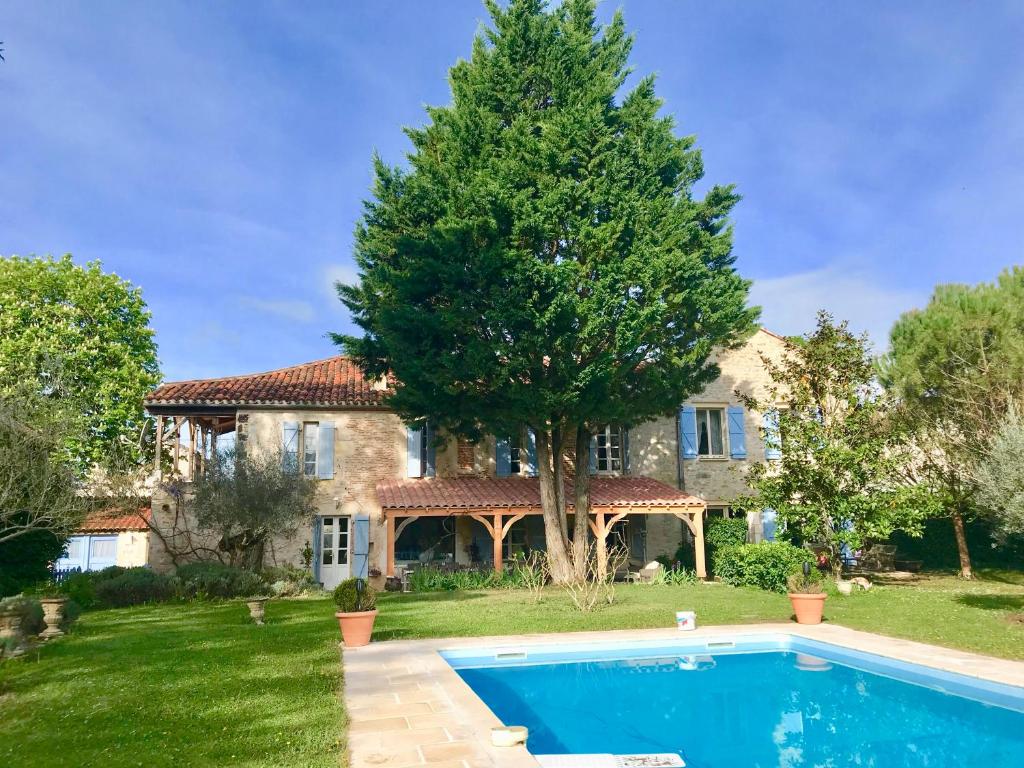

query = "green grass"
[373,570,1024,659]
[2,570,1022,768]
[0,599,346,768]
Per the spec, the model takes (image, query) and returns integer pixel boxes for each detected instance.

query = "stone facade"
[145,328,787,576]
[633,328,789,561]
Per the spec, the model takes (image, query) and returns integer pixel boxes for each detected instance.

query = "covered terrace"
[377,475,709,578]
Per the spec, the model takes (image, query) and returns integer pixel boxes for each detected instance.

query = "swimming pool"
[443,634,1024,767]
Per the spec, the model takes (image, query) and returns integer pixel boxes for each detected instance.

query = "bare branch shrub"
[558,539,628,612]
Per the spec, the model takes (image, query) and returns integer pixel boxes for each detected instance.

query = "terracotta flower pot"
[788,593,826,625]
[335,609,377,647]
[39,597,67,640]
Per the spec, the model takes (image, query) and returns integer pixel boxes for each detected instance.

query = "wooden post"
[153,416,163,477]
[172,417,182,477]
[492,513,503,573]
[675,509,708,580]
[692,511,707,579]
[386,514,396,576]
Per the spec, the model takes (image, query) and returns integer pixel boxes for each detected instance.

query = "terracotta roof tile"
[78,508,151,533]
[376,476,704,511]
[146,356,388,408]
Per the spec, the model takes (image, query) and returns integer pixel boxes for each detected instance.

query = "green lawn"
[2,570,1022,768]
[373,570,1024,659]
[0,599,346,768]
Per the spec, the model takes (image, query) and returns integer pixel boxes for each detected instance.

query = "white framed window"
[302,422,319,477]
[595,424,624,473]
[696,407,727,457]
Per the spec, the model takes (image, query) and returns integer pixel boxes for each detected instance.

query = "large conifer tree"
[336,0,756,581]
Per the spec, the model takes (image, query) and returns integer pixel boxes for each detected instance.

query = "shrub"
[94,568,175,607]
[333,578,376,612]
[650,567,698,586]
[262,565,319,597]
[705,516,747,565]
[175,562,266,600]
[714,542,815,593]
[59,571,98,609]
[408,567,527,592]
[787,570,824,594]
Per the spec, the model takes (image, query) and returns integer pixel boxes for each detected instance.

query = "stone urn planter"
[39,597,67,640]
[333,578,377,648]
[246,597,269,626]
[0,604,22,641]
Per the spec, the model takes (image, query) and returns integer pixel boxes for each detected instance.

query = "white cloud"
[325,263,360,292]
[750,266,928,352]
[237,297,315,323]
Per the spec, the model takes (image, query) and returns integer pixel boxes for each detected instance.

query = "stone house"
[143,328,787,589]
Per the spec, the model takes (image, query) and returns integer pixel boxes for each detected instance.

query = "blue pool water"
[446,637,1024,767]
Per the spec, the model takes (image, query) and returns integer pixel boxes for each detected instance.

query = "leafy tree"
[0,389,86,546]
[189,448,318,571]
[973,403,1024,548]
[0,388,86,595]
[335,0,756,581]
[0,255,161,471]
[740,312,938,579]
[879,268,1024,578]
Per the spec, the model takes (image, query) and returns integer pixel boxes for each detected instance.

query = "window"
[509,433,522,475]
[595,424,623,472]
[321,517,334,565]
[303,422,319,477]
[707,506,746,520]
[696,408,726,457]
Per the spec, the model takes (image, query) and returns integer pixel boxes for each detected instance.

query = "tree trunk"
[573,426,593,580]
[536,428,573,583]
[551,424,568,542]
[951,507,973,579]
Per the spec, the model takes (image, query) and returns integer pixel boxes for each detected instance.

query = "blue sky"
[2,1,1022,381]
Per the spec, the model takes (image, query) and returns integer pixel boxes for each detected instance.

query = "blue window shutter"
[406,426,423,477]
[317,421,335,479]
[495,437,512,477]
[424,422,436,478]
[727,406,747,459]
[526,429,537,476]
[763,410,782,460]
[589,434,598,474]
[623,428,631,473]
[352,514,370,580]
[282,421,299,470]
[312,517,323,583]
[762,508,777,542]
[679,406,698,459]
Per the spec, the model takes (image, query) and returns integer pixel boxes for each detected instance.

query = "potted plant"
[333,577,377,647]
[246,596,269,625]
[38,595,68,640]
[787,564,826,625]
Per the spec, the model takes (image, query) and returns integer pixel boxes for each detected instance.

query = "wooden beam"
[386,514,396,576]
[153,416,163,476]
[492,513,503,573]
[674,510,707,579]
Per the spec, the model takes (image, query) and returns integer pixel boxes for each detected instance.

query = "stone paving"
[343,623,1024,768]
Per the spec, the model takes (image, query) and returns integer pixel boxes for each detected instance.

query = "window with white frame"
[302,422,319,477]
[595,424,623,472]
[696,407,727,457]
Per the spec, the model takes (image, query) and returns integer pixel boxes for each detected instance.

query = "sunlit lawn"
[0,600,345,768]
[1,570,1022,768]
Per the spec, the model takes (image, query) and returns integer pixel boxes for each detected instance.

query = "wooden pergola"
[378,476,709,578]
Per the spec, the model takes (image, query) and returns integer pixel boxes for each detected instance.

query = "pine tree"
[335,0,756,582]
